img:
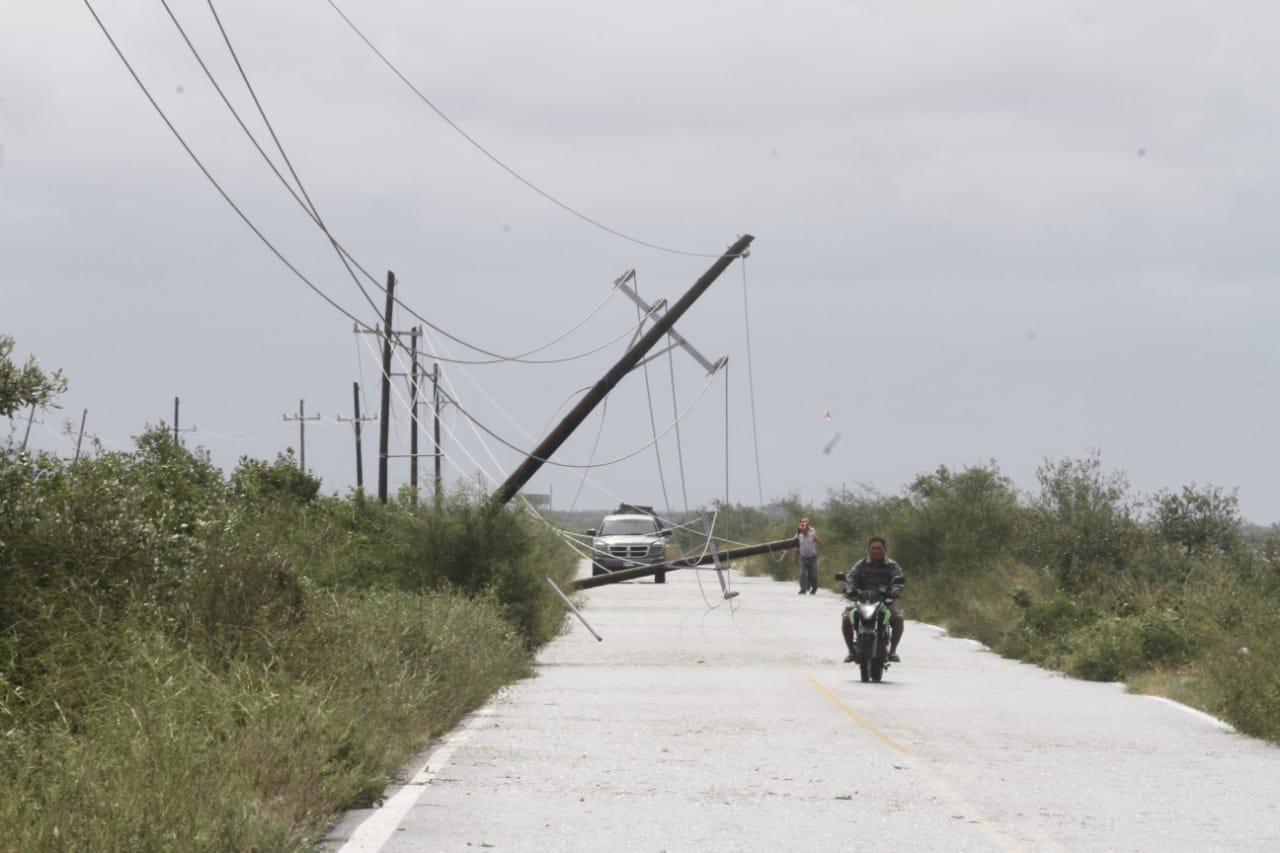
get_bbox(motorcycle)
[836,573,894,683]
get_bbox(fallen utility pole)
[491,234,753,508]
[569,536,798,590]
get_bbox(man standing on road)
[841,536,906,663]
[795,517,823,595]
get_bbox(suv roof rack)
[615,503,655,516]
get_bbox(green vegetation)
[1,338,576,851]
[731,455,1280,743]
[0,334,65,417]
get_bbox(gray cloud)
[4,0,1279,521]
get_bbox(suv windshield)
[599,518,658,536]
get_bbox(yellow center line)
[798,668,911,756]
[795,665,1025,852]
[745,623,1033,851]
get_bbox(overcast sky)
[3,1,1279,523]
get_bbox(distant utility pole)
[21,403,36,451]
[73,409,88,462]
[338,382,377,492]
[282,399,321,473]
[378,271,396,504]
[432,361,442,508]
[170,396,196,444]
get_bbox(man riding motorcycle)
[841,536,905,664]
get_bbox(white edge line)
[1144,695,1236,733]
[336,707,496,853]
[922,626,1233,733]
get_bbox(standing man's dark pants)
[798,555,819,594]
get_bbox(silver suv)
[587,506,672,581]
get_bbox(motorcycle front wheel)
[858,633,874,683]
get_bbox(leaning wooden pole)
[492,234,754,508]
[569,536,798,590]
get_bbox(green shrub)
[230,452,321,505]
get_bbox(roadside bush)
[890,463,1021,576]
[1150,483,1241,556]
[230,452,321,505]
[1025,452,1142,592]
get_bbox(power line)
[375,284,746,551]
[413,320,734,542]
[433,365,723,470]
[163,0,645,369]
[83,0,371,330]
[137,0,658,373]
[199,0,383,319]
[740,255,765,506]
[566,397,609,515]
[385,326,724,547]
[633,274,673,521]
[666,333,691,517]
[324,0,747,260]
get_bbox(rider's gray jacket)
[843,558,905,599]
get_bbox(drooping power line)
[324,0,747,261]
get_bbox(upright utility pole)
[338,382,377,491]
[378,271,396,503]
[409,326,420,504]
[432,362,442,508]
[491,234,753,507]
[170,397,196,445]
[283,399,321,473]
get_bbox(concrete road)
[324,564,1280,852]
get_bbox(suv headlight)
[650,541,666,553]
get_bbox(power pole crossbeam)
[617,274,719,375]
[492,234,753,507]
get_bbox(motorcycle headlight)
[857,603,878,620]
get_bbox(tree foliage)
[0,335,66,418]
[1027,451,1140,590]
[1150,483,1241,555]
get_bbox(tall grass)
[0,433,576,850]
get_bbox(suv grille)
[609,545,650,558]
